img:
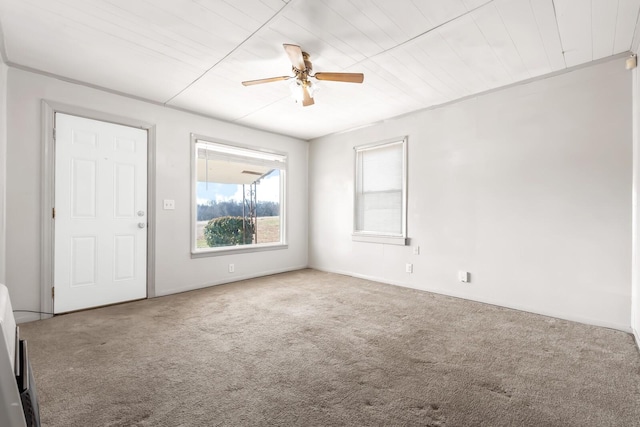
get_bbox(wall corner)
[632,66,640,337]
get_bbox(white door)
[54,113,147,313]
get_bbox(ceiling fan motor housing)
[302,52,312,73]
[292,52,312,82]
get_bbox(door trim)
[40,100,157,319]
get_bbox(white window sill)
[191,243,288,258]
[352,234,407,246]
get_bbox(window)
[192,135,286,255]
[353,137,407,245]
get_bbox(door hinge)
[52,207,55,219]
[52,287,55,299]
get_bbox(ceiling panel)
[496,0,554,77]
[554,0,592,67]
[365,1,431,43]
[403,43,469,101]
[193,0,282,31]
[168,66,291,123]
[361,53,446,106]
[614,0,640,53]
[463,0,495,9]
[1,0,639,139]
[469,3,531,82]
[38,0,214,69]
[321,2,399,52]
[632,4,640,51]
[235,81,423,139]
[411,0,469,27]
[592,0,619,60]
[274,1,371,65]
[529,0,566,71]
[437,14,512,89]
[1,2,202,101]
[418,30,487,95]
[264,16,364,70]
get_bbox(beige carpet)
[20,269,640,426]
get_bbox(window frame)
[190,133,288,257]
[352,136,408,246]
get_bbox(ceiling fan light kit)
[242,44,364,107]
[289,79,318,104]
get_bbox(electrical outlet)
[163,199,175,210]
[413,246,420,255]
[228,264,235,273]
[458,271,470,283]
[406,263,413,273]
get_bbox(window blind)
[355,140,404,236]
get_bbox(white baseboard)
[14,312,42,324]
[311,266,632,333]
[155,265,310,297]
[13,266,309,323]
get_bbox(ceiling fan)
[241,44,364,107]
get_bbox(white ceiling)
[1,0,639,140]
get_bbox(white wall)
[309,57,633,331]
[633,65,640,343]
[6,68,308,322]
[0,59,7,285]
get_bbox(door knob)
[138,222,146,229]
[137,210,145,217]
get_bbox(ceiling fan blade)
[314,72,364,83]
[283,44,306,70]
[302,85,314,107]
[242,76,291,86]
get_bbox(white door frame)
[40,100,157,318]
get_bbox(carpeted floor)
[20,269,640,426]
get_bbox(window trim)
[190,133,288,257]
[352,136,408,246]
